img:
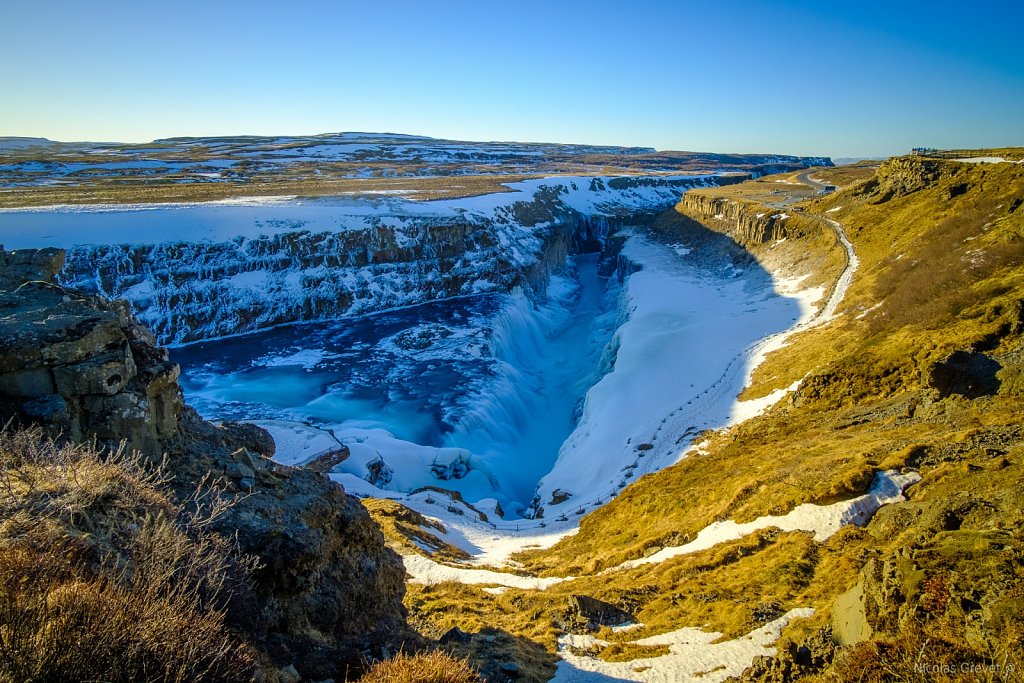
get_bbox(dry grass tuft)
[596,642,671,663]
[358,650,481,683]
[0,427,257,682]
[363,498,473,563]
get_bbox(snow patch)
[953,156,1018,164]
[402,553,569,589]
[552,608,815,682]
[616,470,919,571]
[260,420,344,466]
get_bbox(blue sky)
[1,0,1021,157]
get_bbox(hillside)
[392,154,1024,681]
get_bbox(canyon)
[0,164,817,520]
[3,134,1021,682]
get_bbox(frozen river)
[172,254,616,516]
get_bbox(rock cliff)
[854,155,947,202]
[678,192,793,244]
[0,247,182,456]
[57,175,745,344]
[0,247,410,680]
[672,184,849,301]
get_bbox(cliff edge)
[0,246,409,681]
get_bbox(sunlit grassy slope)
[399,153,1024,680]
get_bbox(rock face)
[0,247,182,457]
[57,176,741,344]
[171,411,409,680]
[62,219,507,345]
[0,247,410,680]
[567,595,633,630]
[857,156,946,201]
[679,193,792,244]
[927,350,1002,398]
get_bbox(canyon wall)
[678,192,794,244]
[58,175,747,345]
[672,187,848,299]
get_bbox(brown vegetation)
[357,650,481,683]
[0,428,257,682]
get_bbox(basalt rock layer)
[57,175,750,345]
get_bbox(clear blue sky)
[1,0,1021,157]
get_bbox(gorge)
[4,138,1023,682]
[0,169,815,523]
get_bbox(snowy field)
[0,174,706,250]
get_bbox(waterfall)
[442,255,614,515]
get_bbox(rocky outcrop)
[832,458,1024,656]
[171,410,409,680]
[679,193,792,244]
[855,156,948,202]
[735,627,836,682]
[567,595,634,630]
[0,247,410,680]
[927,350,1002,398]
[0,247,182,457]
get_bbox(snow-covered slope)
[529,235,810,515]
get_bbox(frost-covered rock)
[47,175,731,344]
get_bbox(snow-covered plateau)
[1,172,826,527]
[0,132,833,187]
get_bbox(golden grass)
[0,428,257,682]
[595,643,670,662]
[363,498,473,563]
[358,650,481,683]
[408,530,852,643]
[683,171,817,206]
[810,162,881,188]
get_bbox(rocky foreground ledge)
[0,246,410,681]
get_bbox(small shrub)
[920,575,951,617]
[0,427,256,682]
